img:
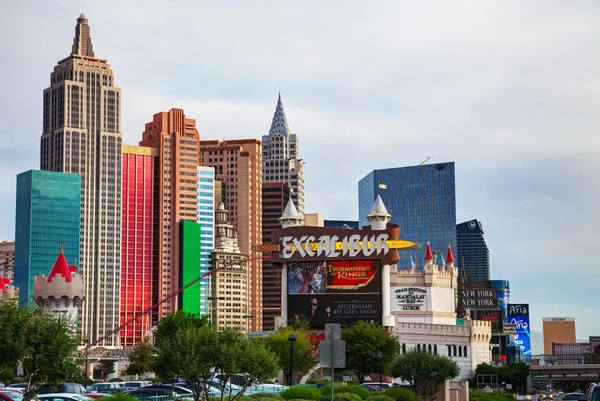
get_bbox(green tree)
[263,326,315,385]
[218,335,279,400]
[474,363,530,392]
[0,298,29,377]
[592,344,600,363]
[153,325,218,401]
[21,311,83,401]
[123,337,154,377]
[153,310,209,345]
[153,326,279,401]
[97,360,116,378]
[388,348,460,401]
[342,321,400,383]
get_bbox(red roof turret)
[0,277,10,294]
[446,245,455,263]
[47,251,77,283]
[424,242,434,260]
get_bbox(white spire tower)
[366,195,394,328]
[279,199,304,229]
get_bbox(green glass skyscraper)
[179,220,202,315]
[14,170,81,307]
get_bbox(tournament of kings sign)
[391,287,427,311]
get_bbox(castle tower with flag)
[33,243,85,324]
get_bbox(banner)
[507,303,531,363]
[287,260,381,329]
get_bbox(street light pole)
[85,338,90,384]
[288,334,297,385]
[377,351,383,388]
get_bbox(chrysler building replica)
[262,94,305,215]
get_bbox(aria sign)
[268,225,411,265]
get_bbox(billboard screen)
[473,310,503,333]
[287,260,381,329]
[507,303,532,363]
[494,288,510,323]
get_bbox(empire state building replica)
[40,14,122,347]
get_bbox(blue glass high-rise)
[197,166,215,317]
[358,162,456,268]
[456,219,490,283]
[14,170,81,307]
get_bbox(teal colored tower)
[14,170,81,307]
[179,220,202,315]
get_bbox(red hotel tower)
[120,145,158,345]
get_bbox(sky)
[1,1,599,343]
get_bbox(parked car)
[5,385,27,392]
[585,383,600,401]
[85,383,123,394]
[120,382,151,391]
[360,383,391,392]
[0,391,26,401]
[37,384,86,395]
[37,393,94,401]
[244,383,288,395]
[129,386,196,401]
[564,393,585,401]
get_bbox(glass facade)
[324,220,360,229]
[120,151,155,346]
[456,219,490,283]
[197,167,214,317]
[14,170,81,307]
[358,162,456,268]
[179,220,202,315]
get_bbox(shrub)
[10,377,25,384]
[382,387,419,401]
[281,386,322,401]
[469,392,515,401]
[331,393,364,401]
[368,395,394,401]
[98,394,139,401]
[320,385,370,400]
[248,394,285,400]
[109,378,124,382]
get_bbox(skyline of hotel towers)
[199,139,263,332]
[139,108,201,320]
[39,14,123,346]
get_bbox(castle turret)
[34,244,85,324]
[446,245,455,270]
[366,195,391,230]
[0,276,18,302]
[279,199,304,228]
[366,195,394,327]
[424,242,434,265]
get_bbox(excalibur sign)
[253,225,419,265]
[253,236,418,256]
